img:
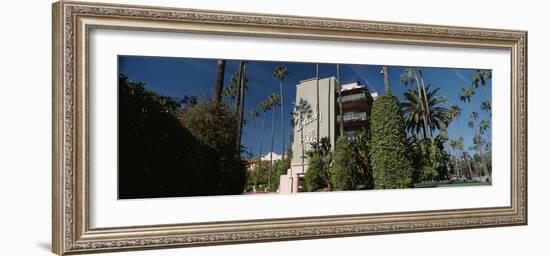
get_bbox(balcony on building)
[336,81,377,137]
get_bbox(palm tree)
[228,72,249,109]
[213,60,226,103]
[479,120,490,134]
[221,72,248,111]
[470,111,479,121]
[481,101,492,116]
[449,139,462,178]
[416,70,433,132]
[248,109,259,164]
[257,99,272,187]
[293,99,313,175]
[456,137,474,179]
[478,119,491,177]
[268,94,281,189]
[273,65,289,159]
[448,104,473,179]
[469,111,490,180]
[438,124,454,175]
[382,66,391,94]
[235,61,248,152]
[459,87,476,115]
[231,72,249,87]
[471,69,492,101]
[315,64,320,145]
[401,68,431,138]
[222,85,237,108]
[450,105,462,120]
[447,104,466,177]
[458,87,477,173]
[448,105,462,176]
[401,86,451,139]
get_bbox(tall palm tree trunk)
[419,76,433,132]
[257,114,267,187]
[316,64,320,145]
[269,107,276,189]
[279,81,285,159]
[248,118,255,164]
[477,146,490,180]
[481,144,492,178]
[452,147,461,178]
[451,114,469,179]
[413,73,431,139]
[235,62,247,154]
[478,146,489,178]
[467,102,490,180]
[337,64,344,136]
[464,152,474,179]
[213,60,225,103]
[455,151,462,178]
[382,66,391,95]
[446,126,460,178]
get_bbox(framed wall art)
[52,1,527,255]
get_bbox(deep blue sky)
[119,56,492,156]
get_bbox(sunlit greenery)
[119,58,492,197]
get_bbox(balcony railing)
[339,93,368,103]
[337,112,369,122]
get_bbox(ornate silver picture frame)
[52,1,527,255]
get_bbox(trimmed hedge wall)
[369,94,413,189]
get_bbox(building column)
[292,174,299,193]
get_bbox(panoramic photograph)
[117,56,492,199]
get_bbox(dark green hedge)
[369,94,413,189]
[118,74,246,199]
[331,137,357,190]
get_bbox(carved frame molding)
[52,1,527,255]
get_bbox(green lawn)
[414,181,491,188]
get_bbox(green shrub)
[350,132,374,189]
[304,137,333,191]
[408,136,453,182]
[246,160,270,192]
[331,136,372,191]
[405,136,422,183]
[369,94,413,189]
[428,136,452,180]
[331,137,356,190]
[304,155,328,192]
[419,166,439,181]
[180,100,247,194]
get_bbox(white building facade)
[279,77,339,194]
[278,78,376,194]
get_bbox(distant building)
[246,152,283,171]
[261,152,283,162]
[278,78,376,194]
